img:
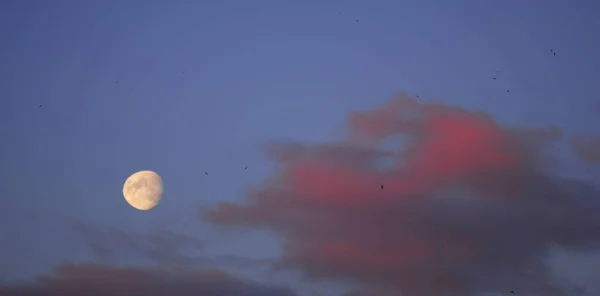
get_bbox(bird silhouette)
[205,172,208,176]
[510,291,515,294]
[37,104,43,108]
[244,166,248,170]
[380,184,384,190]
[506,89,510,93]
[492,77,496,80]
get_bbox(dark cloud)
[71,221,206,266]
[70,221,268,270]
[204,94,600,296]
[572,135,600,164]
[571,107,600,164]
[0,263,297,296]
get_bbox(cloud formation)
[571,107,600,164]
[0,264,297,296]
[204,94,600,296]
[71,221,206,266]
[71,221,269,269]
[572,135,600,164]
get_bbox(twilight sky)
[1,0,600,295]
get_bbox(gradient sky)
[1,0,600,295]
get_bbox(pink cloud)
[205,95,600,295]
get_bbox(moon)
[122,170,163,211]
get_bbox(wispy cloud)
[0,263,297,296]
[70,220,270,270]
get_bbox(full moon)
[122,170,163,211]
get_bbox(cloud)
[0,263,297,296]
[545,247,600,296]
[572,135,600,164]
[204,94,600,296]
[71,221,268,269]
[71,221,206,266]
[571,107,600,164]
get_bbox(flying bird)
[37,104,43,108]
[205,172,208,176]
[506,89,510,93]
[244,166,248,170]
[510,291,515,294]
[492,77,496,80]
[380,184,384,190]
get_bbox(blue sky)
[1,0,600,295]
